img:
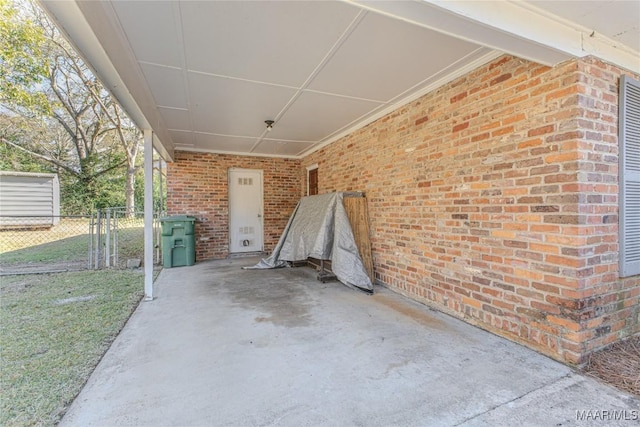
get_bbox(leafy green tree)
[134,158,167,215]
[0,0,142,215]
[0,0,49,112]
[0,114,51,172]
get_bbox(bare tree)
[1,0,141,215]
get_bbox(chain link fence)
[0,210,160,275]
[0,216,92,274]
[89,209,161,270]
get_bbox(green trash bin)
[160,215,196,268]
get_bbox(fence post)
[114,212,119,267]
[105,209,111,268]
[95,210,102,269]
[88,215,94,270]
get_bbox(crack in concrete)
[453,373,574,426]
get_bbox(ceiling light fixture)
[265,120,274,132]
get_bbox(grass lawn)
[0,219,91,254]
[0,217,146,270]
[0,234,91,266]
[0,270,144,426]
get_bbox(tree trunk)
[125,166,136,218]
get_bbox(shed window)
[619,75,640,277]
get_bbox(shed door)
[229,169,263,253]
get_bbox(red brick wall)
[300,55,640,364]
[166,152,300,259]
[571,57,640,358]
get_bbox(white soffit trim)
[427,0,639,73]
[38,1,174,161]
[175,147,299,160]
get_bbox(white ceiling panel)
[158,107,190,131]
[168,130,195,147]
[193,134,257,153]
[252,140,316,157]
[112,1,183,67]
[43,0,637,160]
[308,11,480,102]
[179,1,361,87]
[139,64,188,109]
[187,72,297,137]
[270,91,383,141]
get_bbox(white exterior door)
[229,169,263,253]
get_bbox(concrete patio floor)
[61,257,639,426]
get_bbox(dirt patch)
[582,335,640,397]
[53,295,97,305]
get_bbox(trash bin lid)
[160,215,196,222]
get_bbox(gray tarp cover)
[245,192,373,292]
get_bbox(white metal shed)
[0,171,61,227]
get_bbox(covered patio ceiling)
[41,0,639,162]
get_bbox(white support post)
[144,129,154,301]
